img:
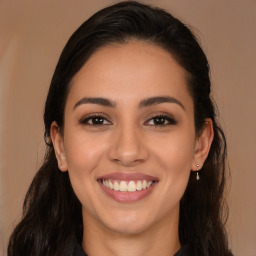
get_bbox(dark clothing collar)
[74,242,192,256]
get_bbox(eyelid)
[78,112,177,127]
[144,113,177,126]
[79,113,112,125]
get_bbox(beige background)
[0,0,255,255]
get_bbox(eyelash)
[80,114,112,126]
[79,114,177,127]
[144,115,177,126]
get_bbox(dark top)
[74,242,192,256]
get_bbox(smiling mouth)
[97,173,159,202]
[100,179,155,192]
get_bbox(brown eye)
[80,115,111,125]
[145,115,177,126]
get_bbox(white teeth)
[109,180,114,189]
[147,181,153,188]
[113,181,119,191]
[142,180,147,189]
[120,181,128,191]
[128,181,136,192]
[102,179,154,192]
[136,181,143,191]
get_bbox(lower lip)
[98,181,157,203]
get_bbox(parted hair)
[8,1,232,255]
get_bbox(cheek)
[149,130,195,198]
[151,130,195,172]
[63,132,107,201]
[64,131,106,172]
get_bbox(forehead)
[67,41,192,108]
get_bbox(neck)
[81,211,181,256]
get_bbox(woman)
[8,1,232,255]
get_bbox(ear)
[50,121,68,172]
[192,118,214,171]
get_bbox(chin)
[106,221,150,235]
[100,210,155,235]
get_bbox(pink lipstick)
[98,172,158,202]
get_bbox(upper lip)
[97,172,159,181]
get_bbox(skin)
[51,41,213,256]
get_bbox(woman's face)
[52,41,212,235]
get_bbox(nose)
[107,125,149,167]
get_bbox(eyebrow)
[73,96,185,110]
[139,96,185,110]
[73,97,116,110]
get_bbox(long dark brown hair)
[8,1,232,255]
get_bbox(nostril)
[112,158,145,167]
